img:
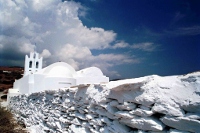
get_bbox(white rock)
[8,72,200,133]
[152,102,184,117]
[185,113,200,119]
[85,114,94,120]
[120,117,165,131]
[69,125,90,133]
[130,108,154,117]
[71,118,82,125]
[181,102,200,114]
[116,102,137,111]
[55,121,61,129]
[89,118,102,126]
[110,120,131,133]
[161,115,200,132]
[68,106,75,111]
[59,117,70,124]
[115,111,135,119]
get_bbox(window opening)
[36,62,39,68]
[29,61,32,68]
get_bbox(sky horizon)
[0,0,200,79]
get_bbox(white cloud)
[40,49,51,59]
[112,41,158,52]
[55,44,139,72]
[131,42,157,52]
[0,0,138,77]
[66,27,116,49]
[112,41,129,49]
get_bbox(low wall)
[9,74,200,133]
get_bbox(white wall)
[15,75,29,94]
[32,74,45,93]
[9,81,200,133]
[44,77,76,91]
[76,76,109,85]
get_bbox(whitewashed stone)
[55,121,61,129]
[182,102,200,114]
[152,103,184,117]
[90,128,99,133]
[108,89,142,104]
[110,120,131,133]
[120,117,165,131]
[68,106,75,111]
[71,118,82,126]
[8,72,200,133]
[161,116,200,132]
[89,118,103,126]
[59,117,71,124]
[85,114,94,120]
[115,111,135,119]
[185,113,200,119]
[69,125,90,133]
[116,102,137,111]
[130,108,154,117]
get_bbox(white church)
[8,52,109,101]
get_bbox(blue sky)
[0,0,200,79]
[75,0,200,78]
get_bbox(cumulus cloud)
[40,49,51,59]
[0,0,138,77]
[55,44,139,72]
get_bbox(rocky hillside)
[0,67,23,92]
[8,72,200,133]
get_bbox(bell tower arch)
[24,52,43,76]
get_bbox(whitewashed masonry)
[8,52,109,101]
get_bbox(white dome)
[77,67,104,77]
[43,62,76,77]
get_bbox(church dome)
[77,67,104,77]
[43,62,76,77]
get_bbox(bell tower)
[24,52,43,76]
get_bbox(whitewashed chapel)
[8,52,109,100]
